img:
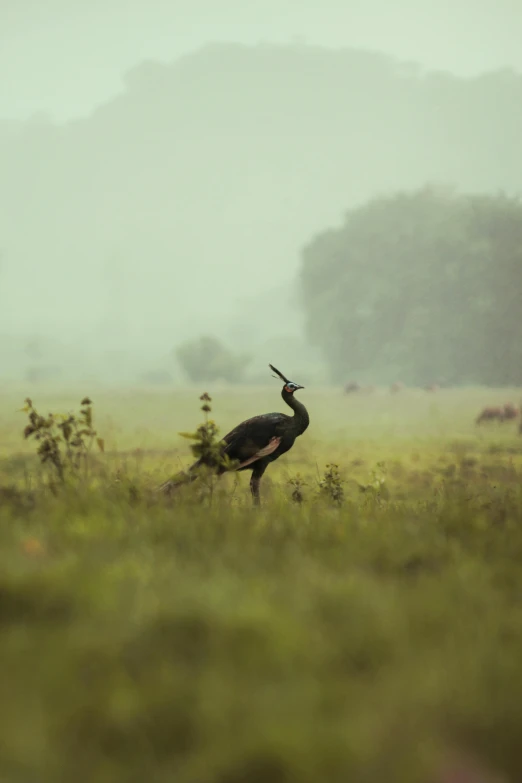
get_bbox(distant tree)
[175,336,250,384]
[300,187,522,386]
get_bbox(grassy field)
[1,383,522,783]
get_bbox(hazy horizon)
[1,3,522,387]
[2,0,522,120]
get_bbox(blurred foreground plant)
[358,461,390,504]
[165,393,238,503]
[318,463,345,505]
[287,473,308,504]
[21,396,104,484]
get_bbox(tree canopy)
[300,187,522,386]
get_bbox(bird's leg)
[250,464,266,507]
[250,474,261,506]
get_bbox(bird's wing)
[236,436,282,469]
[221,413,288,464]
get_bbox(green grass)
[1,384,522,783]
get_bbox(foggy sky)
[1,1,521,384]
[3,0,522,120]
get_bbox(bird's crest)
[269,364,288,383]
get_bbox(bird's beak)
[296,384,305,390]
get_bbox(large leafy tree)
[300,187,522,385]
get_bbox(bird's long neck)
[281,389,310,435]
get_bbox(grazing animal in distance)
[390,381,405,394]
[502,402,519,421]
[475,403,520,425]
[424,383,440,392]
[475,406,506,424]
[343,382,374,394]
[159,364,309,506]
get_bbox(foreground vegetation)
[1,384,522,783]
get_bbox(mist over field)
[1,0,522,386]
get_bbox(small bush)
[175,336,251,384]
[21,396,104,483]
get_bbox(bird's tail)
[157,460,201,495]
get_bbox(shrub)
[175,336,250,384]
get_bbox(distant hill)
[1,43,521,355]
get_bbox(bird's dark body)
[220,412,302,471]
[159,365,309,505]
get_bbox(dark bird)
[159,364,309,505]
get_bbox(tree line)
[299,187,522,386]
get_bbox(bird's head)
[269,364,305,394]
